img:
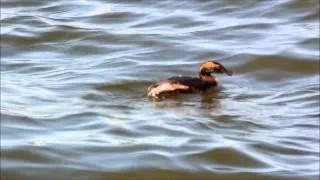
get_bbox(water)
[1,0,319,179]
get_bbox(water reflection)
[147,92,224,118]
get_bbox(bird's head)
[199,61,233,77]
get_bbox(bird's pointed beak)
[225,69,233,76]
[220,65,233,76]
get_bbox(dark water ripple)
[1,0,320,179]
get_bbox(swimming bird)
[147,60,233,98]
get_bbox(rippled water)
[1,0,320,179]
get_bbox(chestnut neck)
[200,75,214,81]
[199,74,215,82]
[199,68,217,82]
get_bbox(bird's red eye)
[213,69,220,73]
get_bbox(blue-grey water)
[1,0,319,179]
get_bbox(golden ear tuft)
[200,61,219,70]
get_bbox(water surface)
[1,0,320,179]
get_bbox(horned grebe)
[147,60,233,98]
